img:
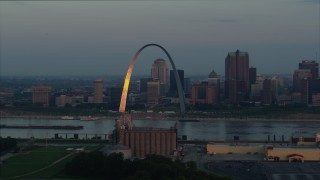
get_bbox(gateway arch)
[119,43,186,114]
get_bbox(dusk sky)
[0,0,319,77]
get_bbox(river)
[0,118,319,141]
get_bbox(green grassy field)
[23,146,101,179]
[22,153,76,179]
[0,145,96,179]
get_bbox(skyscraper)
[262,79,273,105]
[139,77,152,93]
[249,67,257,85]
[294,60,316,104]
[208,69,220,102]
[94,79,103,103]
[225,50,249,103]
[151,59,169,85]
[184,77,191,95]
[299,60,319,80]
[293,70,312,92]
[108,86,122,107]
[169,69,184,97]
[300,78,309,105]
[250,75,265,101]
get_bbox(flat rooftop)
[131,127,176,131]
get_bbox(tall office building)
[270,76,283,99]
[293,70,312,92]
[300,78,309,105]
[262,79,273,105]
[299,60,319,80]
[151,59,169,85]
[250,75,265,101]
[310,79,320,97]
[169,69,184,97]
[184,77,191,95]
[298,60,319,104]
[94,80,103,103]
[32,85,51,106]
[249,67,257,85]
[225,50,249,103]
[208,69,220,102]
[107,86,123,107]
[140,77,152,93]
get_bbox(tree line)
[65,151,229,180]
[0,137,18,155]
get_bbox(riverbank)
[1,117,319,141]
[2,105,320,121]
[1,113,320,121]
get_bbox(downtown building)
[151,59,169,95]
[147,80,161,106]
[249,67,257,95]
[145,59,170,106]
[250,75,265,101]
[55,95,84,107]
[262,79,273,105]
[32,85,51,106]
[106,86,123,108]
[299,60,319,80]
[191,81,217,105]
[298,60,320,105]
[290,72,309,105]
[184,77,191,96]
[169,69,184,97]
[249,67,257,85]
[225,50,249,104]
[292,65,313,105]
[94,79,104,103]
[151,58,169,85]
[139,77,153,93]
[131,77,153,105]
[207,69,220,103]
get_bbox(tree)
[65,152,229,180]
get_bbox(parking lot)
[207,161,320,180]
[181,144,320,180]
[271,173,320,180]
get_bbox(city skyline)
[0,1,319,76]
